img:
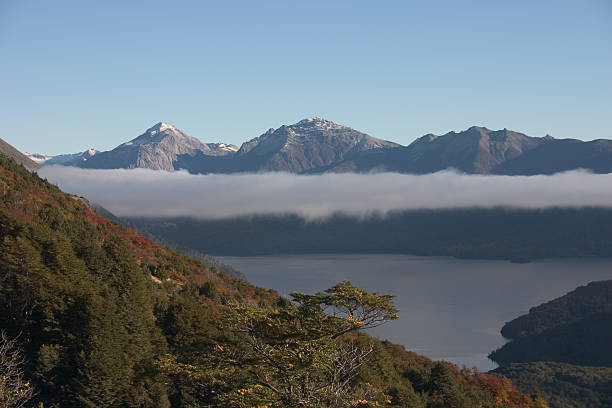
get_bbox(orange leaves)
[468,368,539,408]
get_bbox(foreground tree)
[159,281,399,407]
[0,332,35,408]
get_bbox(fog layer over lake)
[219,254,612,371]
[39,167,612,219]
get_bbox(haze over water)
[219,254,612,371]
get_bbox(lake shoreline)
[219,254,612,371]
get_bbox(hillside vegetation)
[491,280,612,408]
[127,208,612,260]
[0,152,546,407]
[492,313,612,367]
[494,362,612,408]
[500,280,612,339]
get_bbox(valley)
[0,150,549,407]
[217,254,612,372]
[3,2,610,406]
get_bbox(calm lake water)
[219,254,612,371]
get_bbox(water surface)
[219,254,612,371]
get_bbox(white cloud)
[38,166,612,219]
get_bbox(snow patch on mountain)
[25,152,53,164]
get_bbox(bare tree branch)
[0,331,36,408]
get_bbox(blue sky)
[1,0,611,154]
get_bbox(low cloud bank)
[38,166,612,219]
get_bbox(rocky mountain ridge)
[36,148,99,166]
[317,125,612,175]
[27,119,612,175]
[79,122,238,171]
[222,117,401,173]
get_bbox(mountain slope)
[0,150,266,406]
[78,122,237,171]
[0,139,276,407]
[235,117,400,172]
[177,117,401,174]
[41,148,99,166]
[326,127,612,175]
[0,137,40,170]
[325,127,548,174]
[493,138,612,175]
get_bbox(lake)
[219,254,612,371]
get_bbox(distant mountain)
[41,118,399,173]
[76,122,238,171]
[39,121,612,174]
[25,152,53,164]
[324,126,612,175]
[177,117,400,173]
[230,117,400,173]
[492,138,612,175]
[0,137,40,170]
[34,148,99,166]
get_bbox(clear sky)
[1,0,611,155]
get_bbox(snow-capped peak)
[158,122,175,132]
[299,117,326,124]
[217,143,239,152]
[146,122,178,135]
[126,122,183,145]
[294,117,345,130]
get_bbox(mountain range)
[327,126,612,175]
[27,118,612,175]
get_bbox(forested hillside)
[491,313,612,367]
[0,152,546,407]
[500,280,612,339]
[127,208,612,260]
[492,280,612,368]
[491,281,612,408]
[494,363,612,408]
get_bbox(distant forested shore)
[126,207,612,260]
[491,280,612,408]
